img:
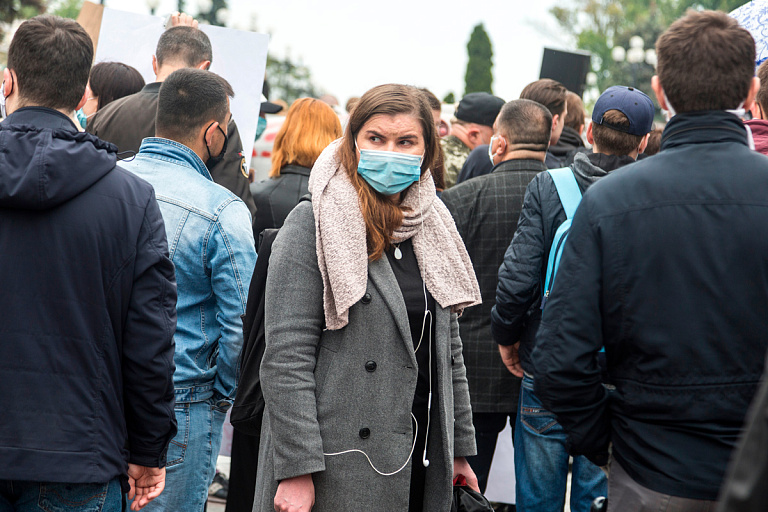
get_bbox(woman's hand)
[453,457,480,493]
[274,474,315,512]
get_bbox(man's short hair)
[155,26,213,68]
[756,60,768,114]
[592,110,645,155]
[564,91,585,131]
[496,99,552,151]
[156,69,234,143]
[519,79,568,117]
[656,10,755,113]
[7,15,93,111]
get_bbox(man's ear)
[743,76,761,113]
[197,60,211,71]
[3,68,14,97]
[204,121,219,146]
[586,122,594,145]
[637,133,650,154]
[651,76,668,111]
[75,90,88,111]
[152,55,159,78]
[551,114,560,132]
[578,123,585,137]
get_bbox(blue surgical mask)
[254,116,267,141]
[488,136,498,166]
[75,108,88,129]
[356,144,424,196]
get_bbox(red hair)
[270,98,342,178]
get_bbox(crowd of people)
[2,6,768,512]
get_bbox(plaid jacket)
[441,159,546,412]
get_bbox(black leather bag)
[450,477,495,512]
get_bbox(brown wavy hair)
[337,84,440,260]
[270,98,342,177]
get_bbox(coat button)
[365,361,377,372]
[451,356,455,366]
[361,293,372,304]
[359,427,371,439]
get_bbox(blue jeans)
[0,478,122,511]
[139,399,226,512]
[515,374,606,512]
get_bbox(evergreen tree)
[443,92,456,104]
[464,23,493,95]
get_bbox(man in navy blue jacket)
[0,16,177,511]
[532,10,768,511]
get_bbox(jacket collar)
[491,158,548,174]
[137,137,213,181]
[3,106,78,132]
[661,110,749,151]
[140,82,163,95]
[280,164,311,176]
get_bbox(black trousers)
[225,429,260,512]
[465,412,516,494]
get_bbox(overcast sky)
[103,0,570,104]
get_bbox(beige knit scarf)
[308,140,481,330]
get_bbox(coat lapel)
[368,256,418,368]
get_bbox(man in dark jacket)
[531,11,768,511]
[442,99,552,493]
[491,85,653,512]
[87,23,257,220]
[0,15,177,510]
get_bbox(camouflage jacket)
[441,135,471,189]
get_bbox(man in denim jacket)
[122,68,256,510]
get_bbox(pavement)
[207,500,226,512]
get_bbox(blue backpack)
[541,167,582,309]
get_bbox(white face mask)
[487,135,498,166]
[0,81,7,119]
[662,91,676,121]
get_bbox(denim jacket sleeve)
[122,188,179,467]
[208,198,256,402]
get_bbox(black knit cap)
[455,92,505,127]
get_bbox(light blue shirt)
[122,137,256,405]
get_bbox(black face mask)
[205,122,229,167]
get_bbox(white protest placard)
[93,7,269,169]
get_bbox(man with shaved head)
[441,98,552,495]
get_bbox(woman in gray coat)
[253,84,482,512]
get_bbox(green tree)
[198,0,227,26]
[552,0,748,108]
[266,54,318,105]
[443,92,456,104]
[47,0,83,19]
[464,23,493,95]
[1,0,46,41]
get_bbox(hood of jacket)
[550,126,585,158]
[571,151,636,188]
[0,107,118,210]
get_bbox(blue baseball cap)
[592,86,654,136]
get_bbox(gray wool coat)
[252,201,477,512]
